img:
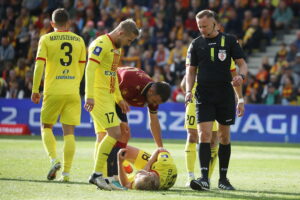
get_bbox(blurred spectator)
[172,80,185,102]
[141,50,155,76]
[0,77,7,97]
[82,20,96,45]
[63,0,76,18]
[225,9,243,38]
[279,66,300,87]
[152,65,165,82]
[243,17,263,55]
[259,8,274,45]
[171,16,184,40]
[218,0,233,27]
[242,10,253,32]
[245,74,264,104]
[0,36,15,63]
[184,11,198,38]
[279,76,297,105]
[153,43,169,68]
[293,30,300,50]
[164,64,176,86]
[249,0,263,17]
[286,43,298,65]
[14,58,30,80]
[272,0,293,30]
[262,83,281,105]
[291,52,300,76]
[121,46,141,68]
[168,40,187,79]
[39,18,52,36]
[274,42,288,63]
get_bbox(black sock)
[218,143,231,180]
[199,143,211,179]
[107,146,121,176]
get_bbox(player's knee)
[218,133,230,144]
[199,131,211,143]
[187,131,198,143]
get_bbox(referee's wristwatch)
[239,74,246,80]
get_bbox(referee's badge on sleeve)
[93,46,102,56]
[218,50,226,61]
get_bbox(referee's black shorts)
[195,83,235,125]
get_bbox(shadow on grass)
[0,177,89,185]
[1,178,299,200]
[159,187,300,200]
[1,136,299,148]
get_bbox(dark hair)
[153,82,171,102]
[52,8,69,27]
[196,9,219,23]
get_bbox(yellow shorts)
[41,94,81,125]
[184,99,218,131]
[92,88,120,133]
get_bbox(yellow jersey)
[85,34,122,99]
[151,151,177,190]
[33,31,86,95]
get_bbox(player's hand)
[185,92,193,106]
[118,100,130,113]
[31,93,41,104]
[236,102,245,117]
[84,98,95,112]
[231,75,243,87]
[118,148,128,162]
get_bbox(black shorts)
[115,103,128,123]
[195,83,235,125]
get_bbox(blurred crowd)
[0,0,300,105]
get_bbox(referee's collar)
[141,82,154,97]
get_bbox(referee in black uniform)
[185,9,248,191]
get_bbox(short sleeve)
[229,35,245,60]
[186,41,198,66]
[36,36,47,61]
[88,40,107,64]
[230,58,236,71]
[79,39,86,63]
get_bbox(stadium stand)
[0,0,299,105]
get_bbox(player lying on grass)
[117,146,177,190]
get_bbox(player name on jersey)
[50,35,81,41]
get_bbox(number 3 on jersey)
[60,42,72,66]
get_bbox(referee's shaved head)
[52,8,69,27]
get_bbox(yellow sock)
[94,141,100,161]
[41,128,57,161]
[94,141,108,177]
[94,135,116,173]
[185,142,196,176]
[208,146,219,179]
[62,135,75,173]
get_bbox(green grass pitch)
[0,136,299,200]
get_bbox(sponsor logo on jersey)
[161,154,169,158]
[218,49,226,61]
[104,71,116,76]
[93,46,102,56]
[63,69,69,74]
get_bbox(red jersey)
[117,66,158,113]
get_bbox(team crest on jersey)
[93,46,102,56]
[218,50,226,61]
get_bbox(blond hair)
[134,174,160,190]
[117,18,140,36]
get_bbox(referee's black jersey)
[186,32,245,85]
